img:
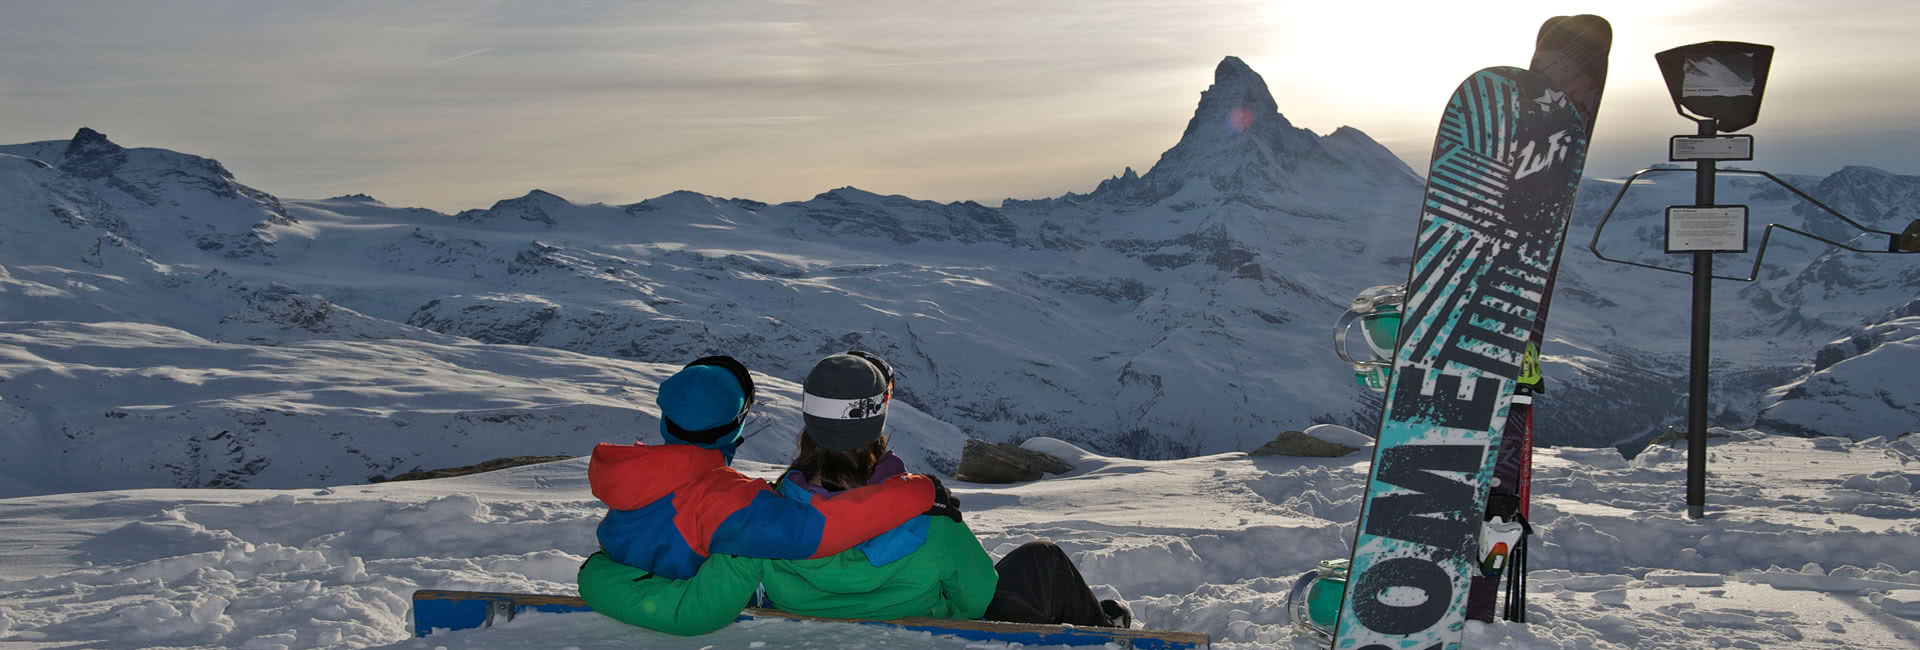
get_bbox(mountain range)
[2,56,1914,496]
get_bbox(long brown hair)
[786,429,889,492]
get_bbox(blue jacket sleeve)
[707,487,827,559]
[857,515,931,566]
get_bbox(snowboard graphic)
[1468,14,1611,625]
[1329,66,1590,650]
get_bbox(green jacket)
[577,551,761,636]
[577,517,998,635]
[759,516,998,621]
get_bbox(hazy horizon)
[3,0,1916,213]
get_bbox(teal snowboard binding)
[1332,284,1404,393]
[1286,286,1397,640]
[1285,558,1350,639]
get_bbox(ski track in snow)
[1,432,1917,649]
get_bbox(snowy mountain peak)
[815,186,885,202]
[58,127,128,178]
[1833,165,1900,179]
[1213,55,1252,77]
[1178,56,1287,145]
[454,189,573,225]
[0,130,297,263]
[1320,124,1422,183]
[64,126,120,154]
[1203,56,1279,119]
[628,189,763,216]
[1113,56,1417,203]
[1801,164,1920,233]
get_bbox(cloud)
[426,48,493,68]
[678,116,826,127]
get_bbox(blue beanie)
[657,364,747,450]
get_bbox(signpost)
[1591,41,1916,520]
[1657,41,1773,520]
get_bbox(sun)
[1247,1,1709,139]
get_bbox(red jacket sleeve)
[806,473,935,557]
[680,470,935,559]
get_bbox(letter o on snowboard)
[1351,557,1451,635]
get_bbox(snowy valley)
[2,57,1914,498]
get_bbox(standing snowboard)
[1468,13,1611,625]
[1329,66,1590,650]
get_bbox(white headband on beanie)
[801,391,888,420]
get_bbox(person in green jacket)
[579,352,1131,634]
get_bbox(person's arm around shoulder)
[700,469,934,560]
[924,516,999,620]
[577,551,764,636]
[807,473,938,555]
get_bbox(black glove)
[929,475,962,509]
[923,475,964,522]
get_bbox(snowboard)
[1328,66,1590,650]
[411,589,1209,649]
[1467,13,1611,625]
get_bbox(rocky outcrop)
[1249,430,1361,458]
[953,439,1074,483]
[370,455,573,483]
[58,127,128,179]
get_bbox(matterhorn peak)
[59,127,128,178]
[1175,57,1286,146]
[1199,56,1280,121]
[1214,55,1253,78]
[1079,56,1421,207]
[1122,56,1339,199]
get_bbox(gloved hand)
[923,474,963,522]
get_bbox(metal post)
[1687,118,1716,520]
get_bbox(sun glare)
[1251,1,1711,128]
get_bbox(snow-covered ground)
[2,429,1915,650]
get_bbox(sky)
[2,0,1916,213]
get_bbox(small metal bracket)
[487,599,515,627]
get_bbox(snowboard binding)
[1332,284,1405,392]
[1284,558,1349,640]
